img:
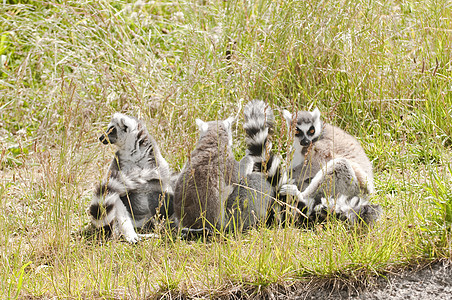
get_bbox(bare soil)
[268,260,452,300]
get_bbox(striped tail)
[243,100,286,188]
[88,168,159,225]
[316,195,382,226]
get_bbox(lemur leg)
[280,158,358,214]
[278,184,317,214]
[349,161,374,194]
[115,200,140,243]
[299,158,358,198]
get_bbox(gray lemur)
[173,117,237,233]
[226,100,279,231]
[279,108,382,225]
[88,113,174,243]
[174,101,278,235]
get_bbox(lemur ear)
[282,110,293,128]
[119,118,128,131]
[311,107,321,120]
[223,117,234,130]
[195,119,209,134]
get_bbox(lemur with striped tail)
[174,100,279,236]
[88,113,174,243]
[279,108,382,225]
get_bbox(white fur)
[196,119,209,135]
[282,110,293,128]
[291,142,304,168]
[267,154,281,178]
[223,117,234,147]
[311,108,320,120]
[114,113,138,131]
[311,109,322,140]
[114,200,140,243]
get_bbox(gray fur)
[225,172,274,232]
[174,118,238,231]
[175,101,279,235]
[89,113,173,243]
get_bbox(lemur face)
[283,108,322,147]
[99,113,139,147]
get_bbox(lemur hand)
[279,184,300,196]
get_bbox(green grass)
[0,0,451,298]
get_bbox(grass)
[0,0,451,298]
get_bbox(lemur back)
[174,101,279,236]
[88,113,173,243]
[174,118,237,232]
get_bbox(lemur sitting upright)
[88,113,174,243]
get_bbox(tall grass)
[0,0,451,297]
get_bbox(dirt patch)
[282,261,452,300]
[351,261,452,300]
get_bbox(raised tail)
[243,100,286,188]
[243,99,274,160]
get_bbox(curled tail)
[243,100,286,188]
[89,168,159,225]
[317,195,382,226]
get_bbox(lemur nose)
[99,134,109,144]
[300,139,311,147]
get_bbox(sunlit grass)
[0,0,451,298]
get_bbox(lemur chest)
[291,150,304,169]
[297,141,334,167]
[118,153,151,171]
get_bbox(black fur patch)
[253,155,282,187]
[244,126,262,139]
[89,203,114,220]
[136,129,146,146]
[247,141,266,157]
[99,126,117,144]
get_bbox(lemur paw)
[279,184,300,196]
[124,232,141,244]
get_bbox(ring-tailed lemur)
[88,113,174,243]
[174,117,238,234]
[174,101,279,236]
[279,108,382,225]
[225,100,278,231]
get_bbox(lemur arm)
[279,184,316,213]
[114,199,140,243]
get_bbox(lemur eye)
[295,128,302,136]
[307,126,315,135]
[106,126,115,134]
